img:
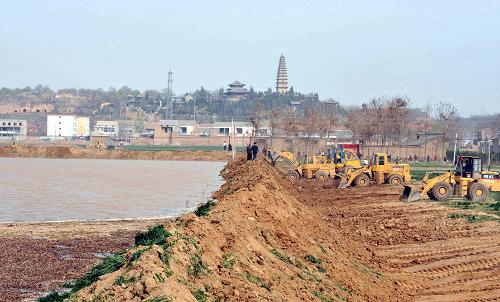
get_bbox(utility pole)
[231,117,235,159]
[166,70,173,119]
[452,132,458,164]
[488,139,491,170]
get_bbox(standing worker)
[223,141,227,151]
[251,142,259,160]
[246,144,252,160]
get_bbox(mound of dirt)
[0,145,229,161]
[69,158,413,302]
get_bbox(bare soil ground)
[0,145,230,161]
[297,180,500,301]
[2,158,499,301]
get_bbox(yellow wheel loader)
[276,151,339,181]
[338,153,411,189]
[401,156,500,202]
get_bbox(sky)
[1,0,499,117]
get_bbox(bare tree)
[435,102,460,158]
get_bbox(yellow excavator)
[401,156,500,202]
[339,153,411,188]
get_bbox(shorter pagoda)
[225,80,248,101]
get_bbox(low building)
[0,119,27,140]
[213,121,254,137]
[160,119,197,135]
[47,114,76,137]
[75,117,90,137]
[92,121,119,137]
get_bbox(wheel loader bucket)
[337,177,348,189]
[400,186,421,202]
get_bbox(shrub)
[222,253,238,269]
[135,225,171,246]
[194,200,216,217]
[187,254,207,278]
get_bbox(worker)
[251,142,259,160]
[223,141,227,151]
[246,144,252,160]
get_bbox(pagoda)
[225,80,248,101]
[276,54,288,94]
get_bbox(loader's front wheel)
[315,171,328,181]
[354,174,370,187]
[467,182,489,202]
[287,171,300,181]
[387,174,404,185]
[431,181,453,201]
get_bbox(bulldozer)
[401,156,500,202]
[276,151,339,181]
[339,152,411,188]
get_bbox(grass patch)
[114,274,136,286]
[72,253,126,291]
[158,248,173,277]
[145,296,172,302]
[305,255,326,273]
[271,248,293,265]
[129,248,147,264]
[222,252,238,269]
[334,281,352,296]
[135,225,171,246]
[352,260,383,278]
[37,292,70,302]
[447,212,499,223]
[194,200,216,217]
[187,254,208,278]
[192,289,207,302]
[312,290,334,302]
[245,273,271,291]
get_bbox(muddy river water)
[0,158,225,222]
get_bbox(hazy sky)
[1,0,499,116]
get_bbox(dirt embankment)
[67,158,415,302]
[0,145,230,161]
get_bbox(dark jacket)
[251,144,259,154]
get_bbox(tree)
[435,102,460,158]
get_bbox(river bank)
[0,145,230,161]
[0,219,165,302]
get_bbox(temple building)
[276,54,288,94]
[225,80,248,101]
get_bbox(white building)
[0,119,28,140]
[47,114,76,137]
[92,121,119,137]
[160,120,197,135]
[213,121,254,137]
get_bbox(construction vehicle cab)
[401,156,500,202]
[339,153,411,188]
